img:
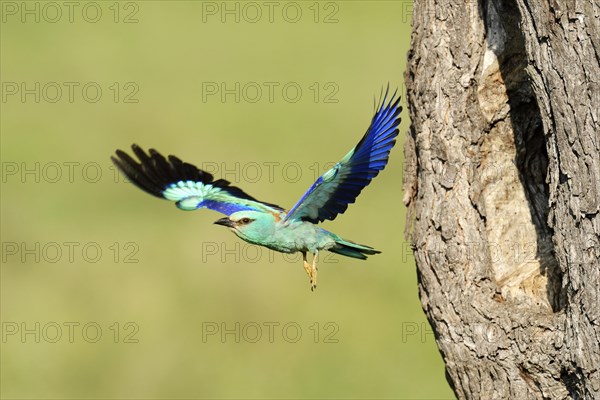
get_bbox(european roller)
[112,88,402,290]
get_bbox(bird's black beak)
[214,217,234,228]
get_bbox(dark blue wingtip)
[374,84,400,113]
[313,86,402,221]
[282,86,403,224]
[358,85,402,151]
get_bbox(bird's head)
[214,211,276,243]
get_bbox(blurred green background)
[1,1,453,399]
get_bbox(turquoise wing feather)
[111,145,283,216]
[284,88,402,223]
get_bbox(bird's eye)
[240,218,251,224]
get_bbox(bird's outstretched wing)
[284,87,402,223]
[111,145,284,216]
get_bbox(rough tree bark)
[403,0,599,398]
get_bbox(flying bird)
[111,88,402,290]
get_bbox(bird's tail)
[329,237,381,260]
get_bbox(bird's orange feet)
[310,251,318,291]
[302,252,317,291]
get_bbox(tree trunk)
[403,0,599,398]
